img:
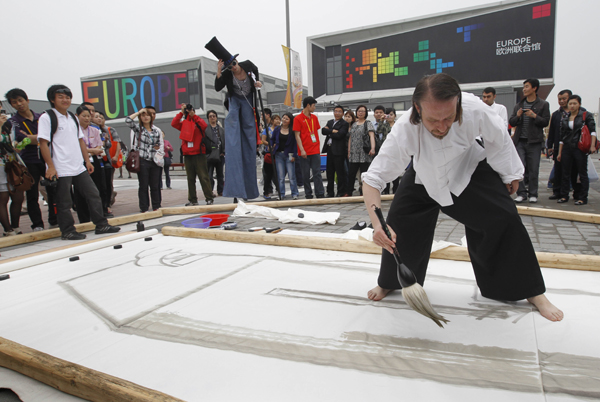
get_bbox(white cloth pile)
[232,200,340,225]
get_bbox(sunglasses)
[55,88,72,97]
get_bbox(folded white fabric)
[232,200,340,225]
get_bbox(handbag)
[153,132,165,168]
[5,158,34,193]
[362,122,372,154]
[578,112,592,153]
[125,130,141,173]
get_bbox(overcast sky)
[1,0,598,113]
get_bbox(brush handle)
[373,206,418,288]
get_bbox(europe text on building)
[82,72,190,119]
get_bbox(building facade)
[307,0,556,113]
[80,56,290,159]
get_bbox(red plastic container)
[201,213,230,227]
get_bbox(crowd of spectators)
[1,77,597,239]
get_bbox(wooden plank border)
[0,337,184,402]
[161,226,600,272]
[0,210,162,249]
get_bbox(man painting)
[362,73,562,322]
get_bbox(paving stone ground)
[7,156,600,257]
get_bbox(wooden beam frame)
[0,337,184,402]
[161,226,600,272]
[0,210,163,249]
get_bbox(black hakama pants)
[377,160,546,301]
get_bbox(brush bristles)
[402,283,449,328]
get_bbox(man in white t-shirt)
[38,85,120,240]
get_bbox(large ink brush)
[373,205,449,328]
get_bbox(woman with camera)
[127,108,164,212]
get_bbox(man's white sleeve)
[37,113,51,142]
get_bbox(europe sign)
[81,72,190,119]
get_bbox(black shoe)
[104,212,114,218]
[233,198,238,203]
[549,194,560,200]
[206,199,214,205]
[557,198,569,203]
[61,231,86,240]
[350,221,367,230]
[95,225,121,234]
[185,202,199,206]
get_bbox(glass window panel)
[327,78,335,94]
[327,62,333,77]
[334,61,342,77]
[334,78,342,94]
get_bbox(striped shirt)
[126,117,162,161]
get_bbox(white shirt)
[490,102,508,129]
[363,92,523,206]
[38,109,86,177]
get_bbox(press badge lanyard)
[305,115,317,143]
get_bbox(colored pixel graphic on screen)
[345,38,457,89]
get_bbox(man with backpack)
[38,84,120,240]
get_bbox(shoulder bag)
[5,152,34,193]
[125,129,141,173]
[577,112,599,154]
[362,122,372,154]
[577,112,591,153]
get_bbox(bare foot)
[527,294,564,322]
[367,286,393,301]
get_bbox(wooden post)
[517,206,600,224]
[0,211,162,249]
[159,195,395,215]
[0,337,184,402]
[161,226,600,272]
